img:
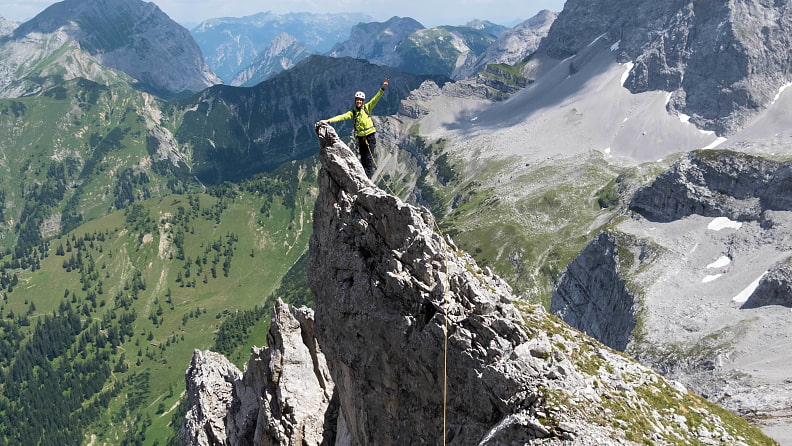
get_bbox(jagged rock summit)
[180,124,775,445]
[2,0,219,97]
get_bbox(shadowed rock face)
[551,232,638,351]
[5,0,220,97]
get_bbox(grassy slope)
[0,159,317,445]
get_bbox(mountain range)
[0,0,790,444]
[190,11,373,83]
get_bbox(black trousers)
[357,133,376,178]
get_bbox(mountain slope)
[3,0,219,98]
[192,11,371,83]
[0,78,195,255]
[456,10,557,80]
[0,162,318,445]
[181,122,777,446]
[357,2,792,443]
[552,150,792,442]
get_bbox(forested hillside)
[0,162,316,445]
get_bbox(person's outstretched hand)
[382,79,389,89]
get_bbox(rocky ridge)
[535,0,792,136]
[630,150,792,223]
[192,12,371,83]
[456,10,557,80]
[179,123,777,445]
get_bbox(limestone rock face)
[182,300,337,446]
[307,122,768,445]
[630,150,792,223]
[0,16,16,36]
[230,33,310,87]
[537,0,792,135]
[327,16,424,68]
[182,350,241,446]
[456,10,557,80]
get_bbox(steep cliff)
[456,10,557,80]
[550,232,648,352]
[536,0,792,136]
[554,150,792,442]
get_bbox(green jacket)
[327,88,385,137]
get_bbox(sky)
[1,0,566,28]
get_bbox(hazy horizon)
[1,0,566,29]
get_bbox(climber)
[321,78,389,178]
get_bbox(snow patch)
[678,113,691,124]
[700,137,727,151]
[610,40,620,51]
[772,82,792,105]
[731,272,768,303]
[708,217,742,231]
[707,256,731,269]
[703,274,723,283]
[588,32,608,47]
[604,147,611,154]
[620,62,634,86]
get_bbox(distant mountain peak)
[0,15,17,36]
[230,32,310,87]
[8,0,220,97]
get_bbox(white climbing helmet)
[354,91,365,100]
